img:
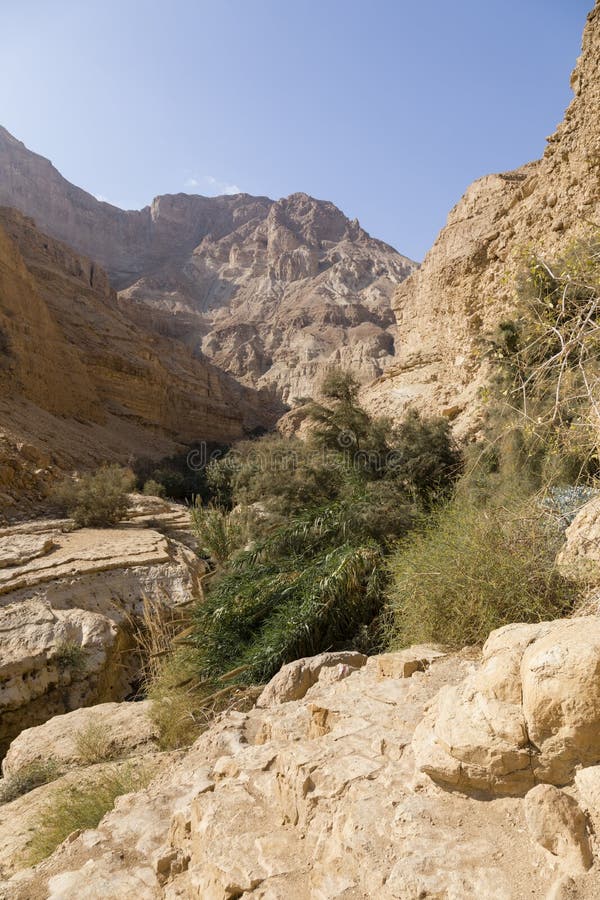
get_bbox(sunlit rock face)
[363,2,600,432]
[0,128,416,404]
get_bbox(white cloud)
[184,174,241,196]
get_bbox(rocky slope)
[364,1,600,432]
[0,128,416,403]
[0,495,202,753]
[0,207,276,510]
[4,621,600,899]
[1,487,600,899]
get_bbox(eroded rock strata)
[0,207,276,509]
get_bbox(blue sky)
[1,0,593,260]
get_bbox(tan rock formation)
[2,701,158,778]
[0,128,416,404]
[0,646,578,899]
[558,495,600,578]
[364,2,600,431]
[0,207,276,509]
[0,518,201,752]
[255,650,367,707]
[413,617,600,796]
[525,784,593,876]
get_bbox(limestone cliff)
[0,128,416,403]
[0,208,276,509]
[364,1,600,431]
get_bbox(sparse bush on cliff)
[476,236,600,495]
[52,641,87,673]
[385,497,580,650]
[51,465,135,527]
[0,760,61,805]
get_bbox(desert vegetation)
[386,237,600,649]
[144,241,600,744]
[51,464,135,527]
[23,763,154,865]
[148,367,462,746]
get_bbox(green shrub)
[385,497,580,650]
[52,641,86,674]
[24,763,154,865]
[142,479,166,498]
[0,760,61,804]
[51,465,135,527]
[385,409,462,505]
[190,501,256,564]
[191,500,388,687]
[220,434,349,516]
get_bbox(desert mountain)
[364,2,600,432]
[0,128,417,403]
[0,206,276,511]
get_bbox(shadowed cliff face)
[0,207,277,509]
[0,128,417,403]
[364,1,600,432]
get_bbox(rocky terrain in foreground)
[0,492,598,898]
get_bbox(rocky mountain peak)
[0,134,417,402]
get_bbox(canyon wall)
[365,2,600,432]
[0,207,276,510]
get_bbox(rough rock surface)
[0,206,276,509]
[525,784,592,875]
[558,495,600,578]
[0,131,416,403]
[2,701,158,778]
[255,651,367,707]
[0,518,201,752]
[0,647,576,900]
[413,617,600,796]
[363,2,600,431]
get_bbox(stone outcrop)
[413,617,600,796]
[0,128,416,404]
[0,516,201,753]
[2,701,158,778]
[364,2,600,431]
[255,650,367,707]
[558,494,600,578]
[0,206,276,509]
[525,784,593,876]
[8,639,600,899]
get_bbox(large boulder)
[413,617,600,796]
[2,701,158,778]
[256,651,367,707]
